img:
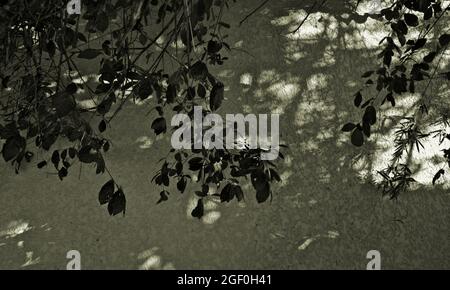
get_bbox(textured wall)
[0,0,449,269]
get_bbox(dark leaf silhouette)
[404,13,419,27]
[99,180,115,205]
[432,169,445,185]
[157,190,169,204]
[151,117,167,135]
[220,183,234,202]
[107,189,126,216]
[37,161,47,169]
[210,82,224,111]
[342,123,356,132]
[2,136,25,162]
[177,177,187,194]
[354,92,363,107]
[439,34,450,47]
[351,128,364,147]
[191,198,204,219]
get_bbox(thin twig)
[290,0,328,34]
[239,0,270,26]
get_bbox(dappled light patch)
[137,247,175,270]
[0,220,33,239]
[297,230,340,251]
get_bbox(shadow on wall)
[0,0,449,269]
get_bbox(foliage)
[0,0,448,219]
[342,0,449,198]
[0,0,285,218]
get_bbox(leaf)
[386,93,396,107]
[157,190,169,204]
[423,51,436,63]
[207,40,222,54]
[232,184,244,202]
[256,184,270,203]
[189,61,208,80]
[351,128,364,147]
[404,13,419,27]
[151,117,167,135]
[191,198,204,219]
[2,136,25,162]
[107,189,126,216]
[98,120,107,133]
[413,38,427,50]
[197,84,206,99]
[99,180,115,205]
[354,92,363,107]
[78,49,102,60]
[177,177,187,194]
[209,82,224,111]
[362,121,371,138]
[342,123,357,132]
[269,168,281,182]
[78,146,97,164]
[51,150,60,168]
[363,106,377,125]
[166,84,177,104]
[220,183,234,203]
[96,11,109,33]
[68,148,77,159]
[37,161,47,169]
[439,34,450,47]
[46,41,56,57]
[188,157,204,171]
[58,167,68,180]
[432,169,445,185]
[65,83,78,95]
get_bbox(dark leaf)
[210,82,224,111]
[99,180,115,205]
[2,136,25,162]
[58,167,68,180]
[65,83,78,95]
[188,157,204,171]
[220,183,234,203]
[166,84,177,104]
[363,106,377,125]
[151,117,167,135]
[37,161,47,169]
[432,169,445,185]
[98,120,107,133]
[157,190,169,204]
[51,150,60,168]
[197,84,206,99]
[351,128,364,147]
[107,189,126,216]
[404,13,419,27]
[439,34,450,47]
[177,177,187,194]
[342,123,357,132]
[256,184,270,203]
[232,184,244,202]
[191,198,204,219]
[354,92,363,107]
